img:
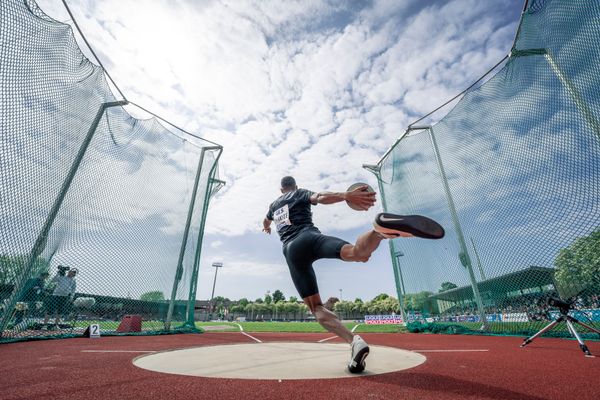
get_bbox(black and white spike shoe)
[374,213,445,239]
[348,335,370,373]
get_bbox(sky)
[34,0,525,302]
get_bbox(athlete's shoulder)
[297,188,315,195]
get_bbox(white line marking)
[241,332,262,343]
[235,323,262,343]
[81,350,157,353]
[317,324,360,342]
[317,336,337,343]
[411,349,489,352]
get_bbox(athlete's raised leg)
[339,230,384,262]
[341,213,445,262]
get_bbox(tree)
[381,297,400,313]
[140,291,165,302]
[284,301,300,319]
[404,291,438,314]
[274,301,285,319]
[238,298,249,307]
[264,294,272,304]
[373,293,389,302]
[333,300,354,318]
[229,304,244,314]
[555,230,600,294]
[324,297,339,310]
[272,289,285,303]
[439,282,458,293]
[288,296,298,303]
[298,303,309,320]
[255,298,264,304]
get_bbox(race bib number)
[273,204,291,230]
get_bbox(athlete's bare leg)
[339,229,389,262]
[304,293,353,343]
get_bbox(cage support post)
[428,127,488,330]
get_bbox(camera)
[547,296,572,311]
[57,265,70,275]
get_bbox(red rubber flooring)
[0,332,599,400]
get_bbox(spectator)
[43,266,77,330]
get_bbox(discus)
[346,182,375,211]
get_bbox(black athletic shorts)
[282,228,349,299]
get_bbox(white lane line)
[317,336,337,343]
[235,323,262,343]
[81,350,156,353]
[317,324,360,342]
[411,349,489,352]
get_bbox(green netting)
[372,0,600,337]
[0,0,222,342]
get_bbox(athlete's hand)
[345,185,376,211]
[262,227,271,234]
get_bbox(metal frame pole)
[364,165,408,324]
[510,48,600,141]
[427,127,488,330]
[185,148,223,326]
[164,147,208,330]
[470,237,487,280]
[0,100,128,336]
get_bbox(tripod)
[520,297,600,357]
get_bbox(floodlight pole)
[209,262,223,320]
[363,164,408,325]
[427,127,488,330]
[0,100,128,337]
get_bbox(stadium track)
[1,332,599,400]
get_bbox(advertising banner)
[365,315,403,324]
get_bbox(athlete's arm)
[262,217,272,234]
[310,192,346,205]
[310,185,376,210]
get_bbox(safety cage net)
[370,0,600,337]
[0,0,223,343]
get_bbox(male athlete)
[263,176,444,373]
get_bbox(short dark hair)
[280,176,296,189]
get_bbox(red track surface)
[1,332,599,400]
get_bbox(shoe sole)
[374,214,444,239]
[348,346,369,373]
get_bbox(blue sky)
[36,0,525,302]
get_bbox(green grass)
[195,321,408,333]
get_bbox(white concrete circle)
[133,342,426,380]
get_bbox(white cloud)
[13,0,525,299]
[210,240,223,249]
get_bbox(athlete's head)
[280,176,297,193]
